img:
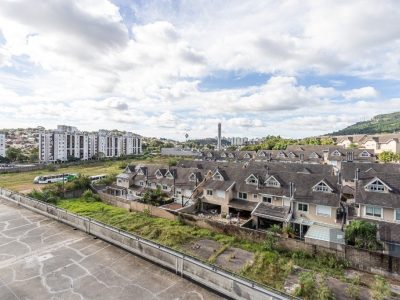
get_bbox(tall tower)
[217,123,222,150]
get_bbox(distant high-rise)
[38,125,142,163]
[0,132,5,158]
[217,123,222,150]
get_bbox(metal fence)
[0,187,294,300]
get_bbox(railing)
[0,187,295,300]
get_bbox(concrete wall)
[0,188,290,300]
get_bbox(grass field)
[0,157,171,193]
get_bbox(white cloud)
[342,87,378,100]
[0,0,399,139]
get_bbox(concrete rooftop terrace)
[0,198,223,300]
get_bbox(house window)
[189,174,196,181]
[238,192,248,200]
[176,190,182,195]
[316,205,331,217]
[298,203,309,212]
[206,189,213,196]
[139,181,144,186]
[246,175,258,185]
[253,194,258,199]
[265,177,280,187]
[162,185,168,190]
[360,151,371,157]
[395,209,400,221]
[367,180,385,192]
[314,182,330,193]
[331,150,341,156]
[262,196,272,203]
[365,206,382,218]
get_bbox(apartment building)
[227,137,249,146]
[39,125,142,162]
[0,133,5,157]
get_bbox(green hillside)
[332,111,400,135]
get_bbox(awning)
[305,224,345,245]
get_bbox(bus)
[89,174,107,182]
[33,173,78,184]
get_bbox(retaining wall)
[0,188,292,300]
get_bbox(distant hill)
[332,112,400,135]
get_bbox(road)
[0,198,224,300]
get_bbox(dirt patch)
[184,239,221,260]
[215,247,254,272]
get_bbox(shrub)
[294,271,334,300]
[263,231,278,251]
[345,220,382,250]
[82,189,100,202]
[370,275,391,300]
[268,224,282,234]
[346,275,361,299]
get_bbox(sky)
[0,0,400,140]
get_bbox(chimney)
[337,171,341,185]
[265,165,269,175]
[355,168,360,181]
[300,153,304,161]
[289,182,295,198]
[217,123,222,150]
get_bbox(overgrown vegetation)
[370,275,391,300]
[56,198,348,291]
[345,220,382,251]
[294,271,334,300]
[346,275,361,299]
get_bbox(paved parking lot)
[0,198,223,300]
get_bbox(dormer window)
[360,150,371,157]
[312,181,332,193]
[277,151,286,158]
[309,152,319,159]
[137,168,145,176]
[259,151,266,157]
[207,152,213,157]
[245,174,258,185]
[189,173,197,182]
[288,152,296,158]
[331,150,342,156]
[228,153,235,158]
[221,152,226,157]
[212,171,224,181]
[366,180,385,192]
[155,169,163,179]
[244,153,251,159]
[265,176,280,187]
[165,170,174,179]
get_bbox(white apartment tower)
[39,125,142,162]
[0,133,6,158]
[217,123,222,150]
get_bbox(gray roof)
[252,202,290,221]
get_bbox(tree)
[370,275,391,300]
[6,147,22,162]
[29,147,39,163]
[345,220,381,250]
[379,151,398,163]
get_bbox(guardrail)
[0,187,295,300]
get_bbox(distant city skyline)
[1,1,400,140]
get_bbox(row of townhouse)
[113,159,400,254]
[199,146,376,168]
[39,125,142,162]
[340,162,400,255]
[0,133,5,157]
[335,134,400,153]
